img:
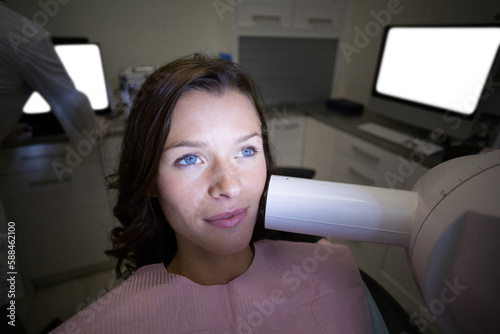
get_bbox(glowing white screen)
[375,27,500,115]
[23,44,109,114]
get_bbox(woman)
[53,54,386,333]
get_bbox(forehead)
[166,90,262,143]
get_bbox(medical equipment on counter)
[265,149,500,334]
[119,66,155,115]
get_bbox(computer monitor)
[369,25,500,141]
[22,42,110,114]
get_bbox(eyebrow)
[163,131,262,152]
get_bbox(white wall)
[333,0,500,105]
[10,0,237,91]
[9,0,500,107]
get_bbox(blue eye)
[238,147,257,158]
[241,148,254,157]
[178,155,200,166]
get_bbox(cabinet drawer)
[271,134,304,166]
[268,116,306,167]
[16,204,114,282]
[303,117,337,180]
[336,130,402,173]
[0,164,108,217]
[330,155,380,187]
[294,7,341,32]
[0,143,66,175]
[238,4,292,29]
[331,150,406,189]
[0,142,99,175]
[336,130,430,189]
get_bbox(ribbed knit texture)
[52,239,372,333]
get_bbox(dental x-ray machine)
[265,149,500,334]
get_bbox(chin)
[209,229,254,256]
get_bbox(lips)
[205,208,248,228]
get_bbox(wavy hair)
[105,54,276,278]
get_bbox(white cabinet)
[236,0,347,38]
[269,114,429,189]
[302,116,337,181]
[332,129,429,190]
[294,0,345,33]
[0,142,115,287]
[268,115,307,167]
[237,1,293,30]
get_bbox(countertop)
[7,101,480,169]
[265,101,450,168]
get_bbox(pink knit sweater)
[52,239,372,333]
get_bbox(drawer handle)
[253,15,281,24]
[29,176,71,187]
[275,122,300,131]
[347,167,375,186]
[22,153,66,160]
[308,18,332,25]
[351,145,380,163]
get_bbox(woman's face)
[154,89,267,257]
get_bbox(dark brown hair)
[106,54,275,278]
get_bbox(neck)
[167,244,254,285]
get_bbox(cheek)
[155,175,203,224]
[244,159,268,198]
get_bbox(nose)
[208,160,242,199]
